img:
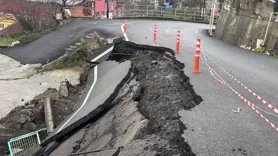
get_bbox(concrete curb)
[113,16,217,24]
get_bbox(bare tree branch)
[2,0,60,32]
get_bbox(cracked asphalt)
[2,19,278,155]
[124,20,278,156]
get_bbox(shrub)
[254,47,265,53]
[1,0,60,32]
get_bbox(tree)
[62,0,67,7]
[4,0,60,32]
[218,0,225,11]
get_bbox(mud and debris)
[0,34,107,155]
[1,80,85,130]
[0,75,88,155]
[49,40,202,156]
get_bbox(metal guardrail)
[113,4,215,23]
[7,128,47,156]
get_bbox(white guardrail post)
[209,3,216,36]
[194,11,196,21]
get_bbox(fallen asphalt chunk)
[34,40,202,156]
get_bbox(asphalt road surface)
[57,60,130,132]
[0,19,125,65]
[2,19,278,155]
[124,20,278,156]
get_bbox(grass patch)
[13,28,56,44]
[0,37,18,47]
[254,47,266,54]
[268,49,278,58]
[40,41,89,72]
[39,36,105,72]
[0,28,56,47]
[254,48,278,58]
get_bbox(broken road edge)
[35,39,203,155]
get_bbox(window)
[0,23,4,29]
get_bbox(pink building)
[81,0,117,18]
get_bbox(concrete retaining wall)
[215,0,278,50]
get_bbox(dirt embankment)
[51,41,202,156]
[0,34,107,155]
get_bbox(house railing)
[113,4,216,23]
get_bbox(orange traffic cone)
[176,30,180,53]
[154,24,157,42]
[124,20,127,33]
[193,38,201,73]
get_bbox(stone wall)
[215,0,278,50]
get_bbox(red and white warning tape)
[202,55,278,132]
[152,29,278,132]
[154,40,161,45]
[202,52,278,114]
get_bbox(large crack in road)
[47,40,202,156]
[109,41,203,155]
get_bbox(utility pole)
[44,97,54,133]
[106,0,110,19]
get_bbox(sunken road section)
[36,40,202,156]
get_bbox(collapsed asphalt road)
[2,19,278,155]
[35,40,202,156]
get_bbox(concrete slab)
[41,60,131,146]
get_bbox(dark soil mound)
[35,40,202,156]
[108,40,202,155]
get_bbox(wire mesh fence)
[113,4,212,22]
[7,128,47,156]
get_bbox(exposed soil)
[52,40,203,156]
[109,41,202,155]
[0,66,91,155]
[0,33,106,155]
